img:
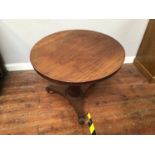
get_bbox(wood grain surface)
[0,64,155,134]
[30,30,125,84]
[134,19,155,82]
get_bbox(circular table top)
[30,30,125,84]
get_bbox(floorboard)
[0,64,155,134]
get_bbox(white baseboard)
[124,56,135,64]
[5,63,33,71]
[5,56,135,71]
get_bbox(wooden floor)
[0,64,155,135]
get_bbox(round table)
[30,30,125,124]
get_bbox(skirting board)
[5,56,135,71]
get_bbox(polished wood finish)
[30,30,125,124]
[134,20,155,83]
[0,64,155,134]
[30,30,125,84]
[46,84,93,124]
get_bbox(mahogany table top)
[30,30,125,84]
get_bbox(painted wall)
[0,19,148,64]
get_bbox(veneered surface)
[30,30,125,84]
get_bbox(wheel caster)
[46,87,54,94]
[78,116,85,125]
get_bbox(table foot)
[78,116,85,125]
[46,84,95,124]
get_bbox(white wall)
[0,19,148,65]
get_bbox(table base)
[46,83,95,125]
